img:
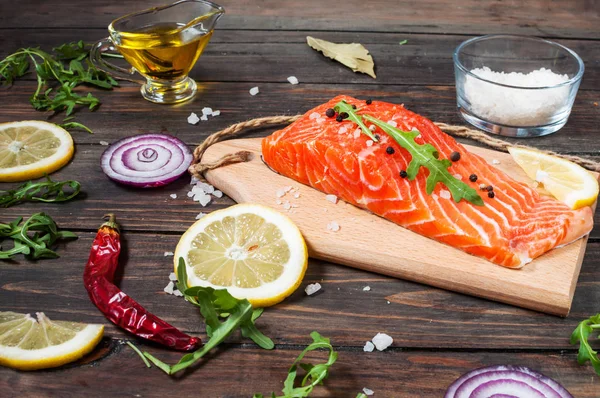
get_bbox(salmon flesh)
[261,96,593,268]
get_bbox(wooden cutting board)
[203,138,595,316]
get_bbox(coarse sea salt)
[464,66,570,126]
[363,286,371,291]
[387,120,398,127]
[169,272,178,281]
[305,283,322,295]
[309,112,321,120]
[325,194,338,204]
[200,115,208,121]
[327,221,340,232]
[195,212,207,220]
[187,112,200,125]
[169,194,177,199]
[492,159,501,165]
[163,281,175,295]
[439,189,451,200]
[366,140,374,147]
[372,333,393,351]
[173,290,184,297]
[164,251,174,257]
[211,110,221,117]
[363,388,374,396]
[287,76,299,85]
[249,86,260,96]
[363,341,375,352]
[99,141,109,146]
[213,190,223,198]
[202,107,213,116]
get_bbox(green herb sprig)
[0,213,77,259]
[570,313,600,376]
[253,331,338,398]
[0,40,119,131]
[335,100,484,206]
[0,177,81,208]
[138,258,273,374]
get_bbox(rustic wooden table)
[1,1,599,396]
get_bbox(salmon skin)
[262,95,593,268]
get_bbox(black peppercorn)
[488,191,495,198]
[486,185,494,192]
[340,112,349,119]
[352,104,357,110]
[374,134,380,140]
[399,170,408,178]
[366,99,372,105]
[386,146,395,155]
[469,174,477,182]
[325,108,335,118]
[336,114,343,122]
[450,151,461,162]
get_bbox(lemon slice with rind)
[508,147,599,209]
[175,204,308,307]
[0,311,104,371]
[0,121,74,182]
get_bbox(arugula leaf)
[0,213,77,259]
[335,100,484,206]
[141,258,274,374]
[0,176,81,207]
[253,331,338,398]
[570,314,600,376]
[0,42,119,131]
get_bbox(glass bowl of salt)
[454,35,584,137]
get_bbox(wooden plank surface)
[1,0,600,395]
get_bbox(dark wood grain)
[2,29,600,90]
[0,345,596,397]
[1,0,599,39]
[1,231,599,349]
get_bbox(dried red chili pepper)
[83,214,201,351]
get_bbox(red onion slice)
[101,133,193,188]
[445,365,573,398]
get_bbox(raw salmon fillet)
[262,95,593,268]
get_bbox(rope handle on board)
[188,115,600,179]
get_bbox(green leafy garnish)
[140,258,274,374]
[335,100,484,206]
[0,176,81,208]
[0,212,77,259]
[253,331,338,398]
[570,313,600,376]
[0,40,119,131]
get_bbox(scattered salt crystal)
[195,212,206,220]
[305,283,322,295]
[187,191,194,198]
[276,200,282,205]
[309,112,320,120]
[479,183,487,190]
[387,120,398,127]
[363,286,371,291]
[169,272,177,281]
[492,159,501,165]
[327,221,340,232]
[363,388,374,396]
[386,301,391,304]
[198,194,212,207]
[353,128,361,138]
[432,193,439,200]
[369,124,376,131]
[363,341,375,352]
[249,86,259,96]
[202,107,213,116]
[190,176,200,185]
[453,174,462,180]
[439,190,451,200]
[284,186,293,192]
[283,201,292,210]
[317,117,326,124]
[197,182,215,194]
[169,194,177,199]
[164,251,174,257]
[276,189,286,198]
[372,333,393,351]
[325,194,338,204]
[287,76,299,85]
[173,290,184,297]
[465,66,570,126]
[187,112,200,125]
[338,126,348,135]
[211,110,221,117]
[294,193,300,198]
[366,140,374,147]
[200,115,208,121]
[163,281,175,295]
[291,204,299,208]
[213,190,223,198]
[416,134,422,139]
[99,141,109,146]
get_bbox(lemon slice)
[508,147,599,209]
[175,204,308,307]
[0,121,74,182]
[0,311,104,371]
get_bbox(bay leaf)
[306,36,376,79]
